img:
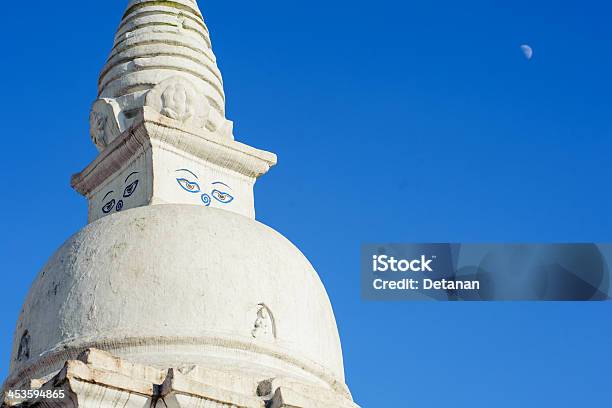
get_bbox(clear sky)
[1,1,611,406]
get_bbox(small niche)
[17,330,30,362]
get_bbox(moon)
[520,44,534,60]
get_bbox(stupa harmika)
[1,1,358,407]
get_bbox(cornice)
[72,107,277,196]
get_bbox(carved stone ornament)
[251,303,276,340]
[89,98,123,151]
[145,76,211,129]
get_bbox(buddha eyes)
[102,174,235,213]
[211,189,234,204]
[175,170,235,206]
[123,180,139,197]
[102,199,116,214]
[177,178,201,193]
[101,176,139,214]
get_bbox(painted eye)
[123,180,139,197]
[102,199,116,214]
[211,189,234,204]
[177,178,200,193]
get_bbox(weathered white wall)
[7,205,349,399]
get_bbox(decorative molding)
[259,378,358,408]
[72,107,277,197]
[3,349,358,407]
[161,368,264,408]
[2,336,350,402]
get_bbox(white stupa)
[1,1,358,407]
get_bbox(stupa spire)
[75,0,276,223]
[90,0,230,150]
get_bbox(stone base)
[1,349,358,408]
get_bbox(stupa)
[1,1,358,407]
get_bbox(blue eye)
[123,180,139,197]
[211,189,234,204]
[102,199,116,214]
[177,178,201,193]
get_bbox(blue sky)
[1,0,611,406]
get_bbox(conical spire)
[90,0,231,150]
[76,0,276,223]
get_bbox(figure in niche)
[17,331,30,362]
[251,304,276,340]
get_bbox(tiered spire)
[77,0,275,223]
[90,0,232,150]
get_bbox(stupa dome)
[6,205,349,397]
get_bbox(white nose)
[201,193,211,206]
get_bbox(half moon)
[520,44,534,60]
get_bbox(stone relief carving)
[251,304,276,340]
[90,111,106,139]
[144,76,234,139]
[161,82,194,122]
[145,76,210,129]
[89,98,123,151]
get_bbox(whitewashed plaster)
[3,1,357,407]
